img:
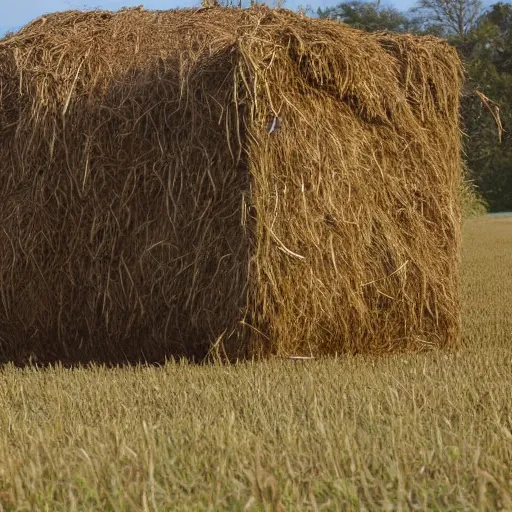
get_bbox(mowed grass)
[1,217,511,512]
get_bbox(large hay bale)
[0,7,462,364]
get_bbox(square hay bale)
[0,7,462,364]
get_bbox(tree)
[410,0,483,39]
[317,1,412,33]
[461,3,512,211]
[480,2,512,73]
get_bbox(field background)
[0,216,511,511]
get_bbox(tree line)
[317,0,511,212]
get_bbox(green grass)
[1,216,511,511]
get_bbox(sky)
[0,0,421,36]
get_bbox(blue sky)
[0,0,421,36]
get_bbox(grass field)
[0,216,511,511]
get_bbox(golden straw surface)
[0,7,462,364]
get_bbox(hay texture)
[0,7,462,364]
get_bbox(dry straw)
[0,7,463,364]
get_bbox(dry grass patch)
[461,216,512,347]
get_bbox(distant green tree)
[317,1,412,32]
[459,3,512,211]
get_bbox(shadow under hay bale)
[0,7,462,365]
